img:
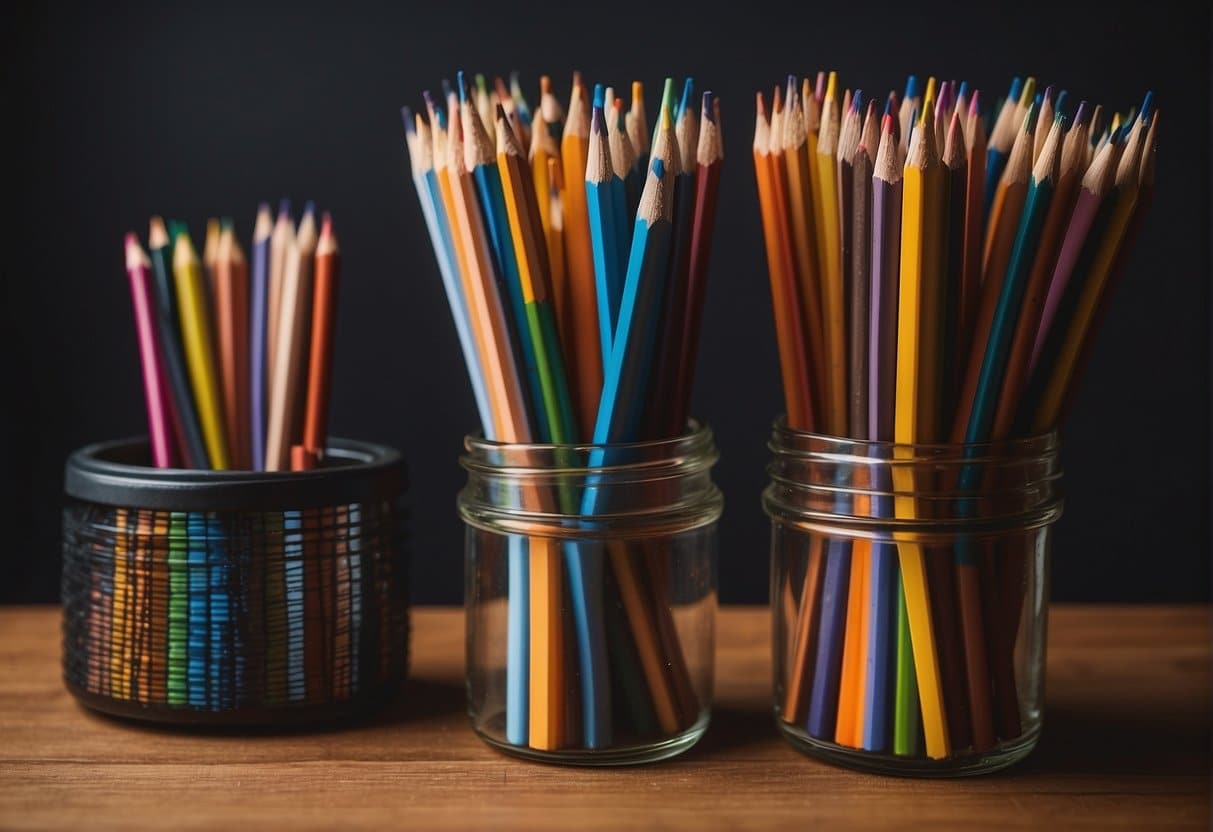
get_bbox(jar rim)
[461,420,718,476]
[770,417,1060,458]
[64,436,406,511]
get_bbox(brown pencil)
[214,223,251,469]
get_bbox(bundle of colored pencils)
[401,72,723,751]
[754,73,1156,759]
[123,204,341,473]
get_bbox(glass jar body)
[460,425,722,765]
[764,422,1062,776]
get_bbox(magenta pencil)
[125,232,176,468]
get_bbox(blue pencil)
[406,104,494,433]
[249,204,272,472]
[863,115,901,752]
[806,539,851,738]
[581,88,685,733]
[586,87,625,361]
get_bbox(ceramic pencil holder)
[459,423,722,765]
[61,437,409,726]
[764,421,1063,775]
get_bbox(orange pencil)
[293,215,340,472]
[560,75,603,438]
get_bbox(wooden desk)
[1,605,1208,830]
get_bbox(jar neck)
[458,422,722,538]
[763,420,1063,535]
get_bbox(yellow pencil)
[815,71,848,434]
[172,230,230,469]
[891,99,950,760]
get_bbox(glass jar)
[459,423,722,765]
[764,421,1062,776]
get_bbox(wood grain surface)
[0,605,1208,830]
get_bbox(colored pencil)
[754,93,815,429]
[172,229,230,470]
[407,108,494,432]
[249,204,273,472]
[149,218,209,468]
[892,100,950,760]
[780,78,827,421]
[861,116,902,752]
[296,214,339,469]
[560,75,604,439]
[669,92,723,430]
[125,234,175,468]
[586,89,625,362]
[264,206,317,471]
[214,222,251,469]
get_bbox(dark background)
[4,0,1210,605]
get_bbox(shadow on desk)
[671,696,1212,778]
[70,674,466,737]
[1020,700,1212,778]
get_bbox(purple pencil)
[249,203,273,471]
[1027,137,1120,375]
[849,102,879,437]
[862,114,902,752]
[125,233,176,468]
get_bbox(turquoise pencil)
[586,86,625,361]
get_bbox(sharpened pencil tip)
[679,77,694,119]
[660,78,675,121]
[401,106,415,135]
[702,91,715,122]
[904,74,918,100]
[593,83,604,109]
[457,71,468,105]
[1074,100,1090,126]
[1140,90,1154,122]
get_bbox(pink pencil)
[125,233,176,468]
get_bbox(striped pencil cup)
[61,437,409,726]
[459,423,722,764]
[764,422,1062,775]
